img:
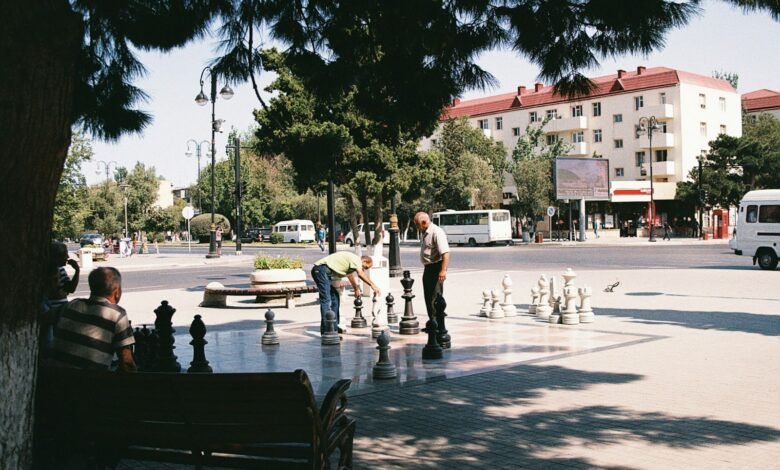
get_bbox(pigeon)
[604,280,620,293]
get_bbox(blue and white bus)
[432,209,513,246]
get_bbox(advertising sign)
[554,157,610,200]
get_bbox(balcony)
[639,132,674,149]
[642,103,675,120]
[566,142,589,156]
[651,160,676,177]
[545,116,588,133]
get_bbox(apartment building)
[420,66,742,223]
[743,89,780,120]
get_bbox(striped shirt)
[50,297,135,370]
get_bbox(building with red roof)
[742,89,780,121]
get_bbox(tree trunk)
[0,2,81,468]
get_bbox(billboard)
[554,157,610,200]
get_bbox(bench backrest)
[38,368,323,456]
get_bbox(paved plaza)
[97,239,780,469]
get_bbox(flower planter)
[250,268,307,302]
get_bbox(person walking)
[414,211,450,319]
[311,252,380,334]
[663,222,672,241]
[317,223,326,252]
[593,219,600,239]
[216,226,223,255]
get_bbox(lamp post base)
[206,228,220,258]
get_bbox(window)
[699,93,706,109]
[635,151,646,167]
[759,205,780,223]
[719,124,727,134]
[478,119,489,130]
[512,127,521,136]
[495,117,503,130]
[700,122,707,137]
[572,105,583,117]
[655,149,668,162]
[593,129,602,143]
[746,205,758,223]
[546,109,558,120]
[634,95,644,110]
[492,211,510,222]
[593,102,602,116]
[660,92,667,104]
[572,131,584,143]
[615,168,624,177]
[529,111,539,123]
[659,121,668,133]
[719,97,726,112]
[546,134,559,145]
[613,114,623,123]
[614,139,624,149]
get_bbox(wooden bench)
[35,367,355,469]
[202,280,349,309]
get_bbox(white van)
[273,219,316,243]
[729,189,780,270]
[344,222,390,246]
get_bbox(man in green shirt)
[312,252,380,334]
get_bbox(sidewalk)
[114,258,780,469]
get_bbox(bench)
[35,367,355,469]
[202,280,349,309]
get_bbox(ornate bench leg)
[286,292,296,309]
[337,420,355,470]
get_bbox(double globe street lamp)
[185,139,210,213]
[194,66,234,258]
[637,115,660,242]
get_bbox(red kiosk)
[712,208,729,239]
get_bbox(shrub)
[269,232,284,244]
[153,233,165,243]
[190,214,231,242]
[254,253,303,270]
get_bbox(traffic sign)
[546,206,556,217]
[182,206,195,220]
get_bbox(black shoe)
[337,327,345,334]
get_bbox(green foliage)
[125,162,160,233]
[253,253,303,270]
[269,232,284,244]
[51,131,92,239]
[84,184,123,235]
[712,70,739,90]
[190,214,231,242]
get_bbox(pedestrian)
[216,226,223,255]
[593,219,600,239]
[46,241,81,309]
[663,222,672,241]
[46,267,137,371]
[691,218,699,238]
[317,223,326,252]
[311,252,380,334]
[413,211,450,319]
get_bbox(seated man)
[48,267,136,372]
[312,252,380,334]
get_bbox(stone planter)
[250,269,307,302]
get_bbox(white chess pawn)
[535,275,551,320]
[578,286,595,323]
[529,287,540,315]
[479,289,490,317]
[562,286,580,325]
[489,289,504,319]
[501,274,517,317]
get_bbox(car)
[79,233,103,247]
[240,227,273,243]
[344,222,390,246]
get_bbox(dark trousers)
[312,265,340,333]
[423,261,443,318]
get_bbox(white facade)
[155,179,174,209]
[420,66,742,203]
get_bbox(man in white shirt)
[414,212,450,318]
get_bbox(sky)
[87,2,780,188]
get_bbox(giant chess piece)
[529,287,539,316]
[535,275,552,320]
[351,296,368,329]
[578,286,595,323]
[150,300,181,372]
[434,293,451,349]
[562,268,577,289]
[371,297,383,339]
[562,286,580,325]
[488,289,504,319]
[501,274,517,317]
[399,270,420,335]
[321,309,341,345]
[372,330,397,379]
[422,317,443,360]
[549,276,558,309]
[479,289,490,317]
[549,295,562,324]
[132,326,147,370]
[386,292,398,324]
[188,314,213,373]
[261,308,280,345]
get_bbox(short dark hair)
[88,267,122,297]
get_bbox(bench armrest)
[319,378,351,434]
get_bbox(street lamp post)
[185,139,210,213]
[697,155,704,239]
[637,116,659,242]
[195,65,234,259]
[119,183,129,238]
[96,160,117,186]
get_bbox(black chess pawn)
[188,314,212,373]
[261,309,280,345]
[351,296,368,328]
[421,317,443,360]
[386,292,398,324]
[399,270,419,335]
[372,330,397,379]
[321,310,341,345]
[434,293,451,349]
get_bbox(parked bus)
[273,219,316,243]
[729,189,780,270]
[432,209,513,246]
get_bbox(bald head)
[414,212,431,231]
